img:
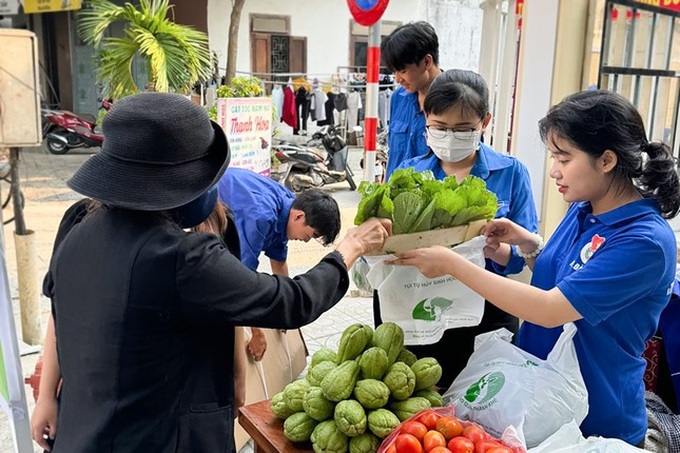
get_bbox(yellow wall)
[540,0,591,239]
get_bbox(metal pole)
[364,20,381,183]
[9,149,26,235]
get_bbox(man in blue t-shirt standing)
[381,21,442,180]
[218,167,341,359]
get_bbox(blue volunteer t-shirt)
[516,199,676,445]
[385,86,428,180]
[217,167,295,270]
[396,143,539,275]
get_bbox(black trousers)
[294,97,310,135]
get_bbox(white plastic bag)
[350,256,373,292]
[365,236,487,345]
[527,420,648,452]
[443,323,589,448]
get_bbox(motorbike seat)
[290,152,320,164]
[76,113,97,124]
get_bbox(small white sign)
[0,0,20,15]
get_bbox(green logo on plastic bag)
[412,297,453,321]
[464,372,505,405]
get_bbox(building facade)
[206,0,484,81]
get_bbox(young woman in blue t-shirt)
[374,69,539,389]
[390,90,680,446]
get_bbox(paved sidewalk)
[0,145,370,453]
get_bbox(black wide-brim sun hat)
[68,92,231,211]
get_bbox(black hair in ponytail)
[639,141,680,218]
[538,90,680,219]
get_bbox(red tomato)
[436,417,464,440]
[429,448,453,453]
[401,421,428,441]
[395,433,423,453]
[474,439,503,453]
[462,425,486,444]
[487,448,513,453]
[447,436,475,453]
[386,447,397,453]
[423,430,447,451]
[419,412,442,431]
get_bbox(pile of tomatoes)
[382,411,514,453]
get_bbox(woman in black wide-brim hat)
[41,93,391,453]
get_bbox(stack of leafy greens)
[354,168,498,234]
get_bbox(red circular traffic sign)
[347,0,390,26]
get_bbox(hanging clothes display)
[282,84,297,129]
[271,84,284,121]
[347,91,362,128]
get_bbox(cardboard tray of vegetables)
[355,169,498,255]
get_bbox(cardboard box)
[367,219,487,255]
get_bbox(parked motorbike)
[272,125,357,193]
[41,98,112,155]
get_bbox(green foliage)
[97,108,107,125]
[207,105,217,121]
[216,76,264,98]
[353,168,498,231]
[78,0,212,99]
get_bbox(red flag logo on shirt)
[580,234,606,264]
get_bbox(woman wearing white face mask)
[378,69,540,388]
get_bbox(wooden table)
[238,399,314,453]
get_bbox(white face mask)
[426,129,481,162]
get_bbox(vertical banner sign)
[347,0,390,183]
[0,225,33,452]
[216,97,273,177]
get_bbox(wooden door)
[289,36,307,75]
[251,32,271,77]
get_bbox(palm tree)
[78,0,213,99]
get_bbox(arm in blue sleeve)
[490,162,539,276]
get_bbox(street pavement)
[0,143,373,452]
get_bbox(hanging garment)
[271,85,284,121]
[205,85,217,109]
[292,77,311,92]
[317,93,335,127]
[310,94,316,122]
[378,89,390,130]
[385,88,392,124]
[334,93,348,112]
[347,91,362,128]
[282,86,297,129]
[312,89,327,123]
[293,87,311,135]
